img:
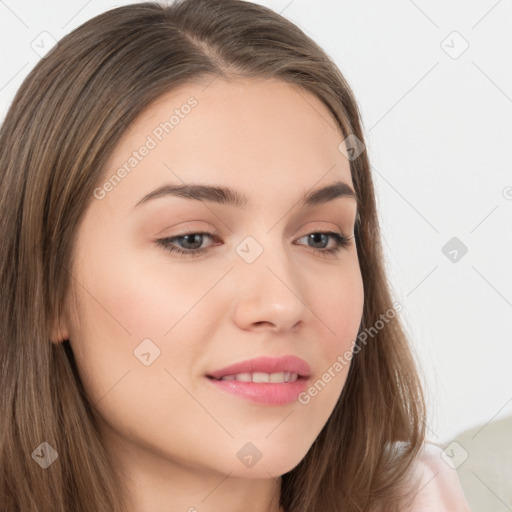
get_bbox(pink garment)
[404,442,472,511]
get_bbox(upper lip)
[207,355,311,380]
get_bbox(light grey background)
[1,0,511,447]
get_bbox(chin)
[231,449,309,479]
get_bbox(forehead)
[99,77,354,213]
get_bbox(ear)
[49,313,70,344]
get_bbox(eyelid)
[154,221,216,238]
[292,221,352,239]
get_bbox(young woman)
[0,1,471,510]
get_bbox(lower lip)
[205,376,309,406]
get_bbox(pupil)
[309,233,328,248]
[183,234,202,249]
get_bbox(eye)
[294,231,352,257]
[155,230,353,258]
[155,230,219,258]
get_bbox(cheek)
[66,256,223,461]
[309,257,364,354]
[67,243,229,399]
[74,246,224,341]
[297,258,364,407]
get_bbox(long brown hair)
[0,1,426,510]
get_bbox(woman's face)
[60,78,364,484]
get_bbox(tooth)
[269,372,285,383]
[218,372,299,383]
[252,372,270,383]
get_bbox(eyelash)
[155,229,352,258]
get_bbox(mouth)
[206,372,307,383]
[206,355,311,381]
[205,355,311,406]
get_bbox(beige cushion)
[451,416,512,512]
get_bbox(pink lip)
[206,378,309,406]
[205,356,311,406]
[206,355,311,380]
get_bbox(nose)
[231,239,307,334]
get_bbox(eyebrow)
[133,179,358,210]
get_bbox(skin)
[54,77,364,512]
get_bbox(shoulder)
[402,442,472,512]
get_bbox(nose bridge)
[231,229,307,331]
[234,228,290,284]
